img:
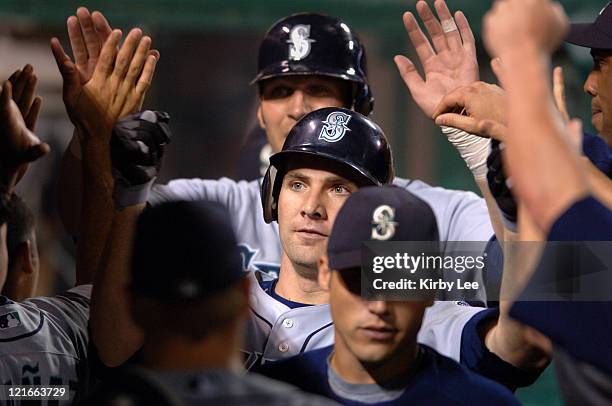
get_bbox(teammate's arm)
[91,204,145,366]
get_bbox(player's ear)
[318,255,331,291]
[256,104,266,130]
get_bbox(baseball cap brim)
[250,62,366,85]
[566,23,612,50]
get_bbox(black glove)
[111,111,172,208]
[111,110,171,186]
[486,139,517,224]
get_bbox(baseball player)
[0,70,91,404]
[258,185,520,405]
[58,7,496,298]
[85,200,337,406]
[93,107,546,392]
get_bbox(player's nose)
[367,300,390,315]
[288,90,308,121]
[301,188,327,220]
[584,69,599,97]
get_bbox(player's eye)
[332,184,351,195]
[307,84,334,97]
[264,85,293,99]
[290,181,306,191]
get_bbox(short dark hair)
[130,281,246,341]
[6,194,34,255]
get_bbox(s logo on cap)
[371,205,398,240]
[287,25,315,61]
[319,111,352,142]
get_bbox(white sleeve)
[417,301,486,361]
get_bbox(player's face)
[584,50,612,144]
[277,167,358,275]
[257,76,347,152]
[323,265,428,364]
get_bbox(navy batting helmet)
[261,107,394,223]
[252,13,374,115]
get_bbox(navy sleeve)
[548,196,612,241]
[460,308,542,390]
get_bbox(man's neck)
[275,254,328,305]
[330,335,420,385]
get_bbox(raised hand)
[8,64,42,132]
[433,81,507,133]
[394,0,479,118]
[53,7,112,125]
[51,28,158,141]
[483,0,568,57]
[0,81,50,193]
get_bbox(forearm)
[476,178,505,242]
[57,132,83,236]
[485,209,550,369]
[90,204,145,367]
[75,130,115,285]
[500,42,589,230]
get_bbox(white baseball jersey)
[0,285,91,405]
[243,271,486,368]
[151,176,494,290]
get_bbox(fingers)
[76,7,102,61]
[124,36,151,86]
[416,0,448,54]
[435,113,478,132]
[394,55,425,94]
[1,81,13,109]
[476,119,507,142]
[25,96,42,132]
[67,15,88,67]
[434,0,462,51]
[402,11,435,64]
[553,66,570,123]
[135,54,158,102]
[10,64,32,104]
[110,28,142,83]
[93,29,122,80]
[455,11,475,49]
[432,88,467,118]
[490,57,506,86]
[91,11,113,44]
[566,118,583,153]
[50,37,81,99]
[24,142,51,163]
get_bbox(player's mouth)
[359,325,398,341]
[295,228,328,240]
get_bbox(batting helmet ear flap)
[261,164,279,223]
[353,82,374,116]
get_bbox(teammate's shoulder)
[422,345,520,405]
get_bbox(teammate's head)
[3,194,38,301]
[254,12,373,152]
[129,200,248,342]
[261,108,393,278]
[318,186,438,365]
[566,2,612,144]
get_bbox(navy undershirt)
[260,279,312,309]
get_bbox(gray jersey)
[244,271,485,368]
[146,368,339,406]
[0,285,91,405]
[151,176,494,289]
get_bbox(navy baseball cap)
[566,2,612,50]
[130,200,243,301]
[327,185,439,271]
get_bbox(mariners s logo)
[287,25,315,61]
[371,205,398,240]
[319,111,352,142]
